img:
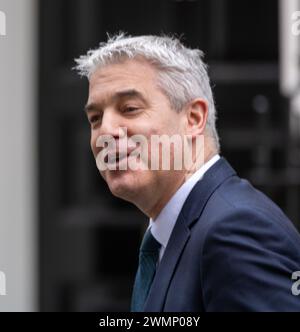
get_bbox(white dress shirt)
[149,154,220,262]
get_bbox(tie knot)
[140,228,161,253]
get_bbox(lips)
[105,151,127,164]
[104,148,139,165]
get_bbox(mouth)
[105,151,127,164]
[104,149,139,168]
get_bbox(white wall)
[0,0,37,311]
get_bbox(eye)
[89,114,100,125]
[123,106,139,113]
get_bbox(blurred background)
[0,0,300,312]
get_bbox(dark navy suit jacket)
[143,157,300,311]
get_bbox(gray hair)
[75,33,220,151]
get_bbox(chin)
[106,169,139,201]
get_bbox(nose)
[91,109,123,156]
[98,108,122,138]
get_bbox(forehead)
[88,59,158,100]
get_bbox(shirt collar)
[149,154,220,248]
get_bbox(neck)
[147,173,186,219]
[144,146,217,219]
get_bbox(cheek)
[90,132,98,157]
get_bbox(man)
[75,33,300,311]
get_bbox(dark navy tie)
[130,228,162,312]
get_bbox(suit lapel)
[144,157,236,311]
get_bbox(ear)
[185,98,208,138]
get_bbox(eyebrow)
[84,89,148,113]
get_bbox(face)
[85,59,192,217]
